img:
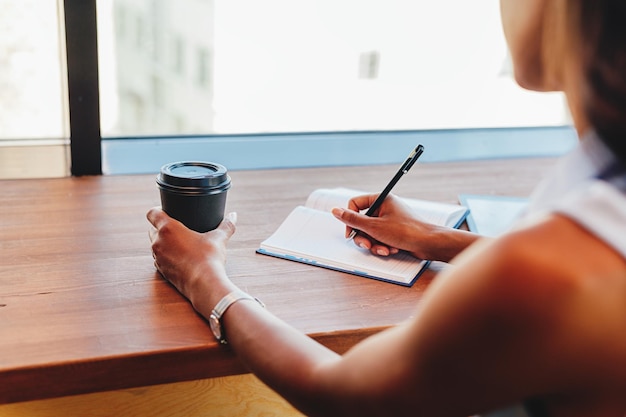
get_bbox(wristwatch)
[209,289,264,344]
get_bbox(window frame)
[64,0,102,175]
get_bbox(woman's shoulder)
[476,213,626,379]
[495,212,626,288]
[429,211,621,339]
[473,212,626,314]
[453,213,602,304]
[400,213,626,412]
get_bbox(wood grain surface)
[0,157,555,404]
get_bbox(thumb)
[332,207,369,231]
[214,211,237,240]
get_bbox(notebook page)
[259,206,425,284]
[401,199,466,227]
[304,188,356,212]
[305,188,465,227]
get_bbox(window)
[0,0,69,178]
[0,0,576,177]
[0,0,67,140]
[98,0,570,138]
[98,0,574,175]
[172,35,186,75]
[358,51,380,80]
[114,3,127,39]
[100,0,215,137]
[196,47,211,89]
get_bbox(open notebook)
[257,188,469,286]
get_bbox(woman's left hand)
[147,207,237,303]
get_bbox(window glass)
[0,0,69,179]
[0,0,67,140]
[99,0,569,137]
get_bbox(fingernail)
[377,248,388,256]
[227,212,238,223]
[359,243,367,249]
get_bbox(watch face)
[209,313,222,341]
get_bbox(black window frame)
[64,0,102,175]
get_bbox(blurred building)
[110,0,215,136]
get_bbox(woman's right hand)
[331,193,479,262]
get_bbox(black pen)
[348,144,425,240]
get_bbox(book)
[458,194,528,237]
[257,187,469,286]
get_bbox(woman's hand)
[147,208,238,308]
[331,194,478,262]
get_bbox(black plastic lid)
[157,161,231,193]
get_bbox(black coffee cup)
[157,161,231,233]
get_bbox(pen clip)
[401,144,424,173]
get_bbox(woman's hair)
[558,0,626,161]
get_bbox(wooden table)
[0,157,555,405]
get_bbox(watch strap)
[211,289,264,344]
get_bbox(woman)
[147,1,626,415]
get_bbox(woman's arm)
[147,208,604,417]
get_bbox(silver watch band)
[210,289,265,344]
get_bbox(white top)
[522,130,626,257]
